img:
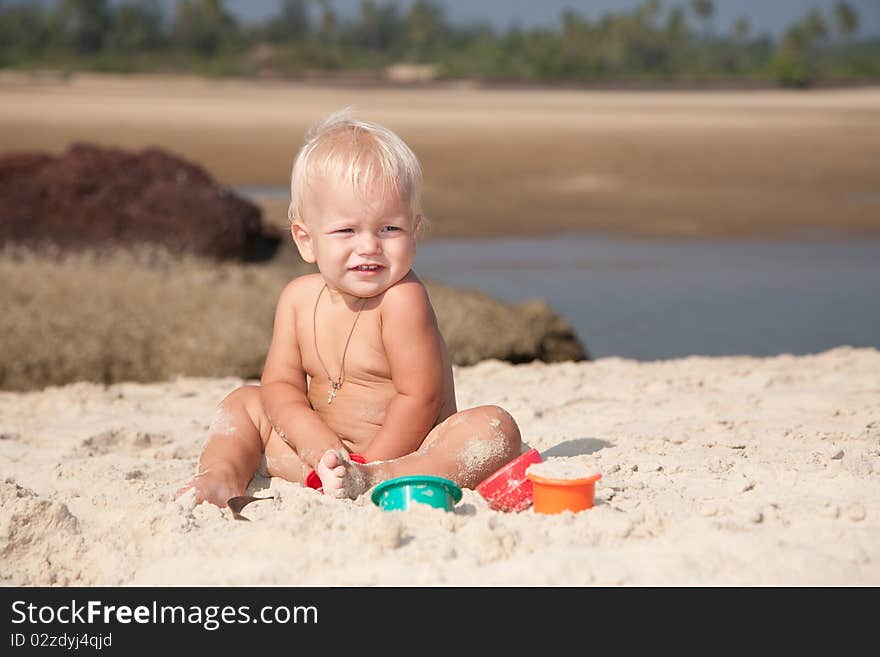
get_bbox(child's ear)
[290,221,317,263]
[413,214,422,240]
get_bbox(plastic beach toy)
[371,475,462,512]
[527,468,602,514]
[475,448,542,512]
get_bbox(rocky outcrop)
[0,143,283,261]
[0,253,588,391]
[426,281,588,364]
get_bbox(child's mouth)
[351,264,383,273]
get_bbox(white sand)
[1,347,878,586]
[527,457,601,480]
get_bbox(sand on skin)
[1,347,878,586]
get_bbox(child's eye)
[382,226,401,232]
[334,228,354,234]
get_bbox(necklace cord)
[313,284,367,392]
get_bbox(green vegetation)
[0,0,877,87]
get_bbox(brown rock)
[0,143,282,261]
[425,281,589,364]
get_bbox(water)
[234,186,880,361]
[236,186,291,200]
[413,234,880,361]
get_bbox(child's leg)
[318,405,521,499]
[176,385,276,507]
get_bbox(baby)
[178,109,521,507]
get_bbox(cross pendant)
[327,381,341,405]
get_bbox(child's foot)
[174,468,242,508]
[316,449,370,499]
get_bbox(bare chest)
[297,305,391,388]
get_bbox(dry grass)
[0,247,308,390]
[0,246,584,391]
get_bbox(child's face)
[292,174,421,299]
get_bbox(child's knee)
[214,385,272,441]
[220,385,268,425]
[221,384,260,412]
[480,405,521,450]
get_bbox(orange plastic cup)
[527,470,602,514]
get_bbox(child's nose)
[356,232,382,255]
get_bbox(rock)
[425,281,588,364]
[0,143,283,261]
[0,250,589,391]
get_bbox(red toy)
[475,448,542,512]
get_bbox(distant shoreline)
[3,67,880,93]
[2,71,879,242]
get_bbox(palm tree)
[732,16,750,43]
[802,8,828,45]
[55,0,112,53]
[833,1,859,41]
[637,0,662,26]
[315,0,338,46]
[689,0,714,40]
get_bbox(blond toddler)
[178,109,521,506]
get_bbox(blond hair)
[288,108,423,226]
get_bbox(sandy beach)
[2,346,878,586]
[1,72,879,240]
[2,73,878,587]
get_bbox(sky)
[18,1,879,39]
[202,0,880,39]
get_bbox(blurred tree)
[53,0,112,53]
[689,0,714,39]
[347,0,400,52]
[833,1,859,40]
[561,7,589,36]
[629,1,672,74]
[770,48,813,88]
[732,16,750,43]
[316,0,339,46]
[772,11,824,89]
[0,0,875,85]
[559,8,593,74]
[171,0,240,55]
[662,5,695,76]
[664,5,687,47]
[802,8,828,43]
[106,0,165,51]
[636,0,662,28]
[404,0,446,57]
[264,0,311,43]
[782,23,808,52]
[0,1,51,53]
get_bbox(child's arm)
[260,278,346,467]
[361,279,445,462]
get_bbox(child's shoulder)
[379,271,434,316]
[277,272,324,308]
